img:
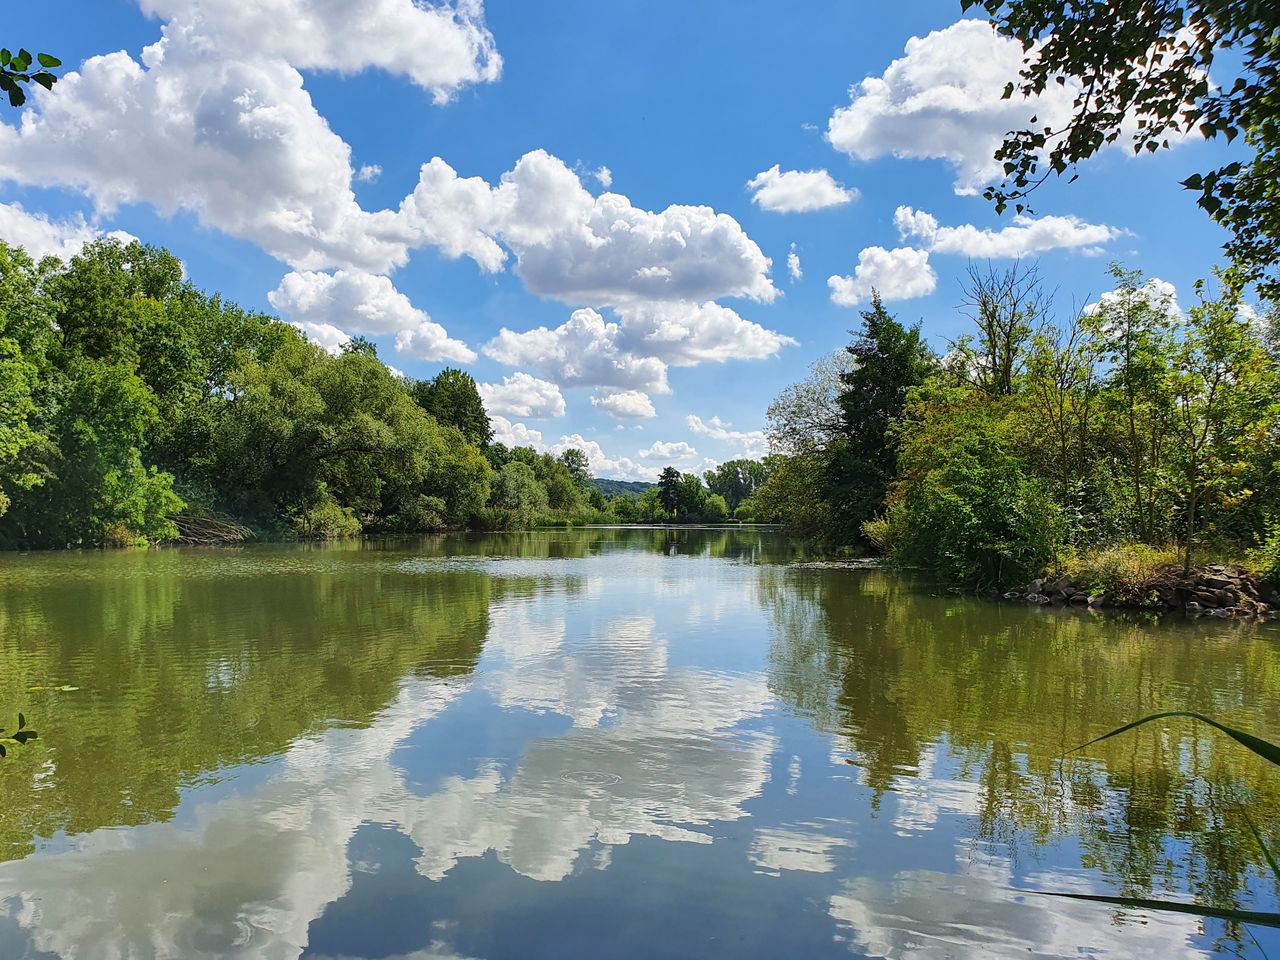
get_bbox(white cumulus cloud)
[268,270,475,363]
[490,416,545,450]
[788,243,802,282]
[478,372,566,420]
[137,0,501,101]
[828,246,936,307]
[894,205,1121,257]
[591,391,656,419]
[483,308,671,396]
[549,435,655,482]
[0,201,137,262]
[828,19,1090,195]
[639,441,698,462]
[746,165,857,213]
[401,150,779,305]
[615,301,796,367]
[686,415,768,459]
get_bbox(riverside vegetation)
[750,262,1280,612]
[0,239,766,549]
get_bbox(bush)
[895,436,1066,589]
[290,494,361,540]
[1247,517,1280,585]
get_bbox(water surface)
[0,529,1277,958]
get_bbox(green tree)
[490,461,549,525]
[411,368,493,447]
[703,459,769,511]
[557,448,591,487]
[964,0,1280,296]
[5,359,184,547]
[657,467,682,515]
[1170,280,1278,571]
[1088,265,1178,543]
[827,293,934,544]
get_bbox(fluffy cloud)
[639,441,698,462]
[686,415,768,459]
[828,246,936,307]
[549,435,655,482]
[490,415,545,449]
[746,165,857,213]
[0,14,481,274]
[615,301,795,367]
[484,308,670,395]
[0,5,770,297]
[0,201,136,261]
[478,372,566,419]
[828,20,1084,195]
[137,0,501,101]
[594,166,613,189]
[489,416,546,449]
[788,243,802,282]
[894,205,1121,257]
[268,270,475,363]
[401,150,779,304]
[1084,277,1181,320]
[591,390,656,419]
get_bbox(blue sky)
[1,0,1244,478]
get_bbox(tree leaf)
[36,53,61,68]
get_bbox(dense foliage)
[0,239,669,546]
[762,263,1280,589]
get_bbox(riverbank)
[1003,562,1280,619]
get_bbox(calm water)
[0,529,1278,959]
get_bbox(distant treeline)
[0,238,773,548]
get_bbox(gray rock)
[1185,601,1202,615]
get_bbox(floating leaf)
[18,713,24,730]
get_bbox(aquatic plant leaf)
[1244,810,1280,882]
[1027,890,1280,927]
[1076,711,1280,766]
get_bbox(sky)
[0,0,1247,480]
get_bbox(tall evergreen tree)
[826,293,933,544]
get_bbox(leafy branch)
[0,48,61,107]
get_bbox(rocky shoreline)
[1003,564,1279,619]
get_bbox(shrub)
[1246,517,1280,585]
[290,494,361,540]
[895,435,1067,588]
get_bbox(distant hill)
[591,478,655,498]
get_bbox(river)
[0,528,1277,958]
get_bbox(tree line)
[756,263,1280,589]
[0,238,782,548]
